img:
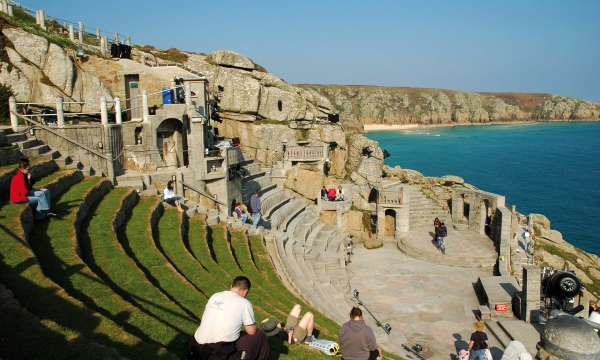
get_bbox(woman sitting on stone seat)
[163,180,183,212]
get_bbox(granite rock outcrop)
[298,85,600,132]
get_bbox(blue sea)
[367,122,600,256]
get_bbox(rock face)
[183,52,334,124]
[298,85,600,132]
[0,24,112,111]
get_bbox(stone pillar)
[9,96,18,131]
[95,28,101,40]
[38,9,46,30]
[175,172,184,196]
[114,97,122,125]
[7,3,12,17]
[68,24,75,41]
[497,207,512,276]
[1,1,8,14]
[126,35,131,46]
[100,96,108,126]
[398,187,410,233]
[114,32,120,44]
[55,97,64,127]
[521,266,541,322]
[336,207,343,229]
[142,90,150,123]
[78,21,84,43]
[100,36,108,56]
[451,192,464,224]
[184,82,193,108]
[376,205,385,242]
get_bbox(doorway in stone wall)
[385,209,396,237]
[125,74,141,120]
[157,118,188,168]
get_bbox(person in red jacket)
[10,158,53,219]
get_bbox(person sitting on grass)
[163,180,183,212]
[190,276,258,360]
[340,307,381,360]
[283,304,315,344]
[9,158,55,219]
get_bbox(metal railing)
[285,145,325,162]
[181,181,225,206]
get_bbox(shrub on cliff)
[0,83,14,124]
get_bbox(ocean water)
[367,122,600,256]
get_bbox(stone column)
[68,24,75,42]
[521,266,541,322]
[55,97,64,127]
[38,9,46,30]
[100,96,108,126]
[1,1,8,14]
[7,3,12,17]
[100,36,108,56]
[114,97,122,125]
[96,28,101,40]
[9,96,18,131]
[114,32,120,44]
[176,172,184,196]
[451,191,464,224]
[398,187,410,233]
[184,82,193,108]
[78,21,84,43]
[142,90,150,123]
[126,35,131,46]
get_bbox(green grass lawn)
[82,188,198,349]
[0,177,136,359]
[29,177,177,359]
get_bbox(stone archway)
[385,209,396,237]
[156,118,188,168]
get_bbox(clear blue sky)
[26,0,600,101]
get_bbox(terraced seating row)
[242,173,277,203]
[0,171,173,359]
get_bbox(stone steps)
[485,320,511,348]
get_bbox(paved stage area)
[348,242,503,359]
[397,225,498,270]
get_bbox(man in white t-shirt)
[190,276,257,360]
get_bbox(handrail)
[181,181,225,206]
[15,113,110,160]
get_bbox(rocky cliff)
[298,84,600,132]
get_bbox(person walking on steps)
[467,321,492,360]
[250,191,261,228]
[437,222,448,254]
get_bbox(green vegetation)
[83,188,198,336]
[29,177,176,359]
[538,242,579,265]
[0,177,138,359]
[1,10,100,56]
[123,196,204,318]
[154,48,189,63]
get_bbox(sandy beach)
[363,119,599,132]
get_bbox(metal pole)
[55,97,64,127]
[9,96,18,131]
[114,97,122,125]
[100,96,108,126]
[142,90,150,123]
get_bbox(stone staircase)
[0,128,100,177]
[238,165,354,325]
[407,185,451,229]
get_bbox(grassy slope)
[29,177,177,359]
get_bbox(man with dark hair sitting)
[190,276,258,360]
[10,158,55,219]
[340,307,381,360]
